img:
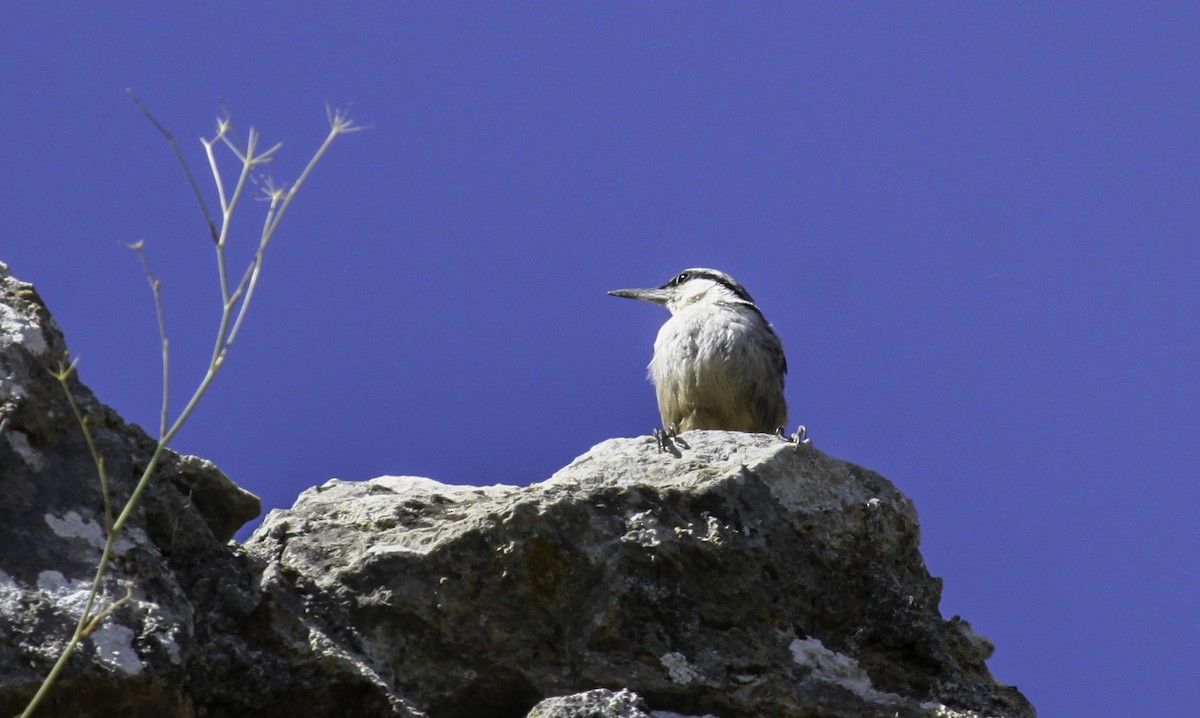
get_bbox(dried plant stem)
[19,95,358,718]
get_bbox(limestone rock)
[0,262,419,718]
[526,688,652,718]
[247,434,1033,718]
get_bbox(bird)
[608,268,789,438]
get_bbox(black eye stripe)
[663,269,755,304]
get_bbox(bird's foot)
[790,424,810,451]
[653,426,683,456]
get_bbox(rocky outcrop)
[245,434,1031,718]
[0,262,1033,717]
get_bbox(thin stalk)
[226,121,346,346]
[20,366,121,718]
[20,99,358,718]
[130,242,170,440]
[18,538,116,718]
[203,133,231,235]
[127,89,219,244]
[22,322,227,718]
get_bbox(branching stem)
[20,94,358,718]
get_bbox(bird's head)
[608,268,756,315]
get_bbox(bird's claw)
[791,424,810,451]
[653,426,683,456]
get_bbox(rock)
[0,260,1034,717]
[526,688,652,718]
[246,434,1034,718]
[0,262,420,718]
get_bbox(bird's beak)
[608,287,670,306]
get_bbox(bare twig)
[128,241,170,440]
[19,95,359,718]
[50,359,112,530]
[127,89,220,244]
[24,363,119,718]
[81,582,135,638]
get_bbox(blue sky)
[3,4,1197,716]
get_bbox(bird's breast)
[646,303,787,433]
[650,305,775,381]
